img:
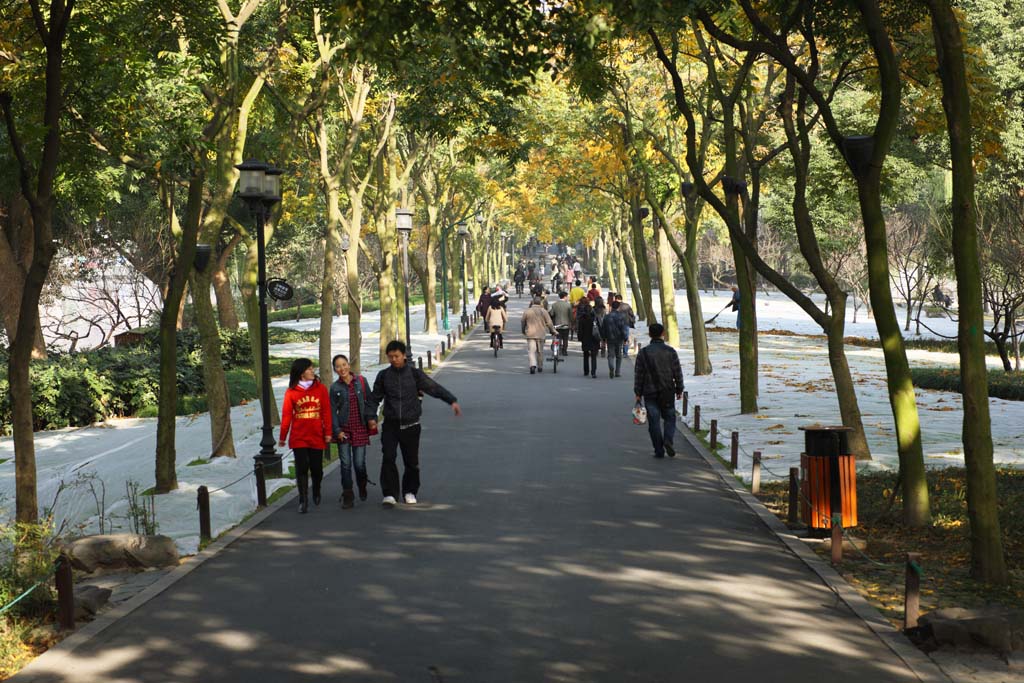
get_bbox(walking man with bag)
[633,323,684,459]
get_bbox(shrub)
[911,367,1024,401]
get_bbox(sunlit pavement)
[15,297,920,682]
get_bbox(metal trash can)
[799,425,857,533]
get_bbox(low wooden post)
[730,432,739,470]
[55,555,74,630]
[458,324,463,337]
[693,405,701,432]
[198,485,212,544]
[255,462,267,508]
[904,553,921,630]
[682,391,688,416]
[788,467,800,524]
[427,350,433,368]
[447,333,452,348]
[418,357,423,371]
[831,514,843,565]
[441,341,447,357]
[709,420,718,449]
[751,451,762,494]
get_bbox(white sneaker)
[382,496,397,508]
[403,493,418,505]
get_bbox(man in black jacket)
[366,340,462,507]
[633,323,684,458]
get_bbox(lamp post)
[440,223,450,331]
[235,158,283,477]
[396,208,413,356]
[458,221,470,327]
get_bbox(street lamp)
[396,208,413,356]
[235,158,284,477]
[458,221,470,327]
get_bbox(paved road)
[23,298,918,682]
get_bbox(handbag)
[632,401,648,425]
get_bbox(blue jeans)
[644,395,677,457]
[337,442,367,490]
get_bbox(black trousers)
[582,348,599,376]
[381,422,421,498]
[293,448,324,498]
[556,326,570,355]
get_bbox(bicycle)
[514,281,524,297]
[490,325,503,358]
[549,334,562,373]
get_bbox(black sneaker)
[653,453,665,459]
[665,443,675,458]
[530,366,536,374]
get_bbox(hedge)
[911,367,1024,401]
[267,294,427,322]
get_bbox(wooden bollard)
[427,350,432,368]
[710,420,718,449]
[682,391,688,416]
[831,514,843,565]
[441,341,446,356]
[730,431,739,470]
[418,357,423,371]
[55,555,74,630]
[458,324,463,336]
[693,405,701,432]
[788,467,799,524]
[447,333,452,348]
[198,485,212,544]
[904,553,921,631]
[751,451,762,494]
[255,462,267,507]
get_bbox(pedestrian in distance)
[633,323,684,458]
[366,340,462,508]
[549,290,573,356]
[729,285,740,329]
[521,296,555,374]
[615,293,636,358]
[569,279,587,307]
[601,300,630,378]
[486,299,508,349]
[279,358,332,514]
[330,354,374,509]
[594,295,607,356]
[476,287,492,319]
[576,297,602,378]
[586,281,601,302]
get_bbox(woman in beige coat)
[486,299,508,349]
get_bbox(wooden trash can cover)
[799,425,858,530]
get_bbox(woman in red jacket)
[278,358,331,514]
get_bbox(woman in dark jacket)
[576,300,602,378]
[330,354,374,509]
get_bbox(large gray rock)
[73,585,112,620]
[919,607,1021,655]
[64,534,179,573]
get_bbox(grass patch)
[266,327,319,344]
[755,468,1024,625]
[911,367,1024,401]
[267,484,295,505]
[187,459,209,467]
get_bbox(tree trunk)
[189,268,236,457]
[155,174,205,492]
[826,305,872,459]
[927,0,1007,580]
[630,199,656,325]
[681,243,712,375]
[0,196,47,358]
[423,235,438,334]
[211,262,239,330]
[344,222,363,373]
[655,220,680,347]
[621,227,645,321]
[320,202,342,381]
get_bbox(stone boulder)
[63,534,179,573]
[917,607,1024,656]
[73,585,112,621]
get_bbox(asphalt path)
[23,296,918,682]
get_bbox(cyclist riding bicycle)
[486,300,507,350]
[549,290,573,357]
